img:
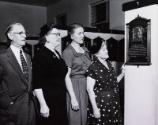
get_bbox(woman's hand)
[93,108,101,119]
[121,64,125,76]
[117,64,125,82]
[40,104,50,118]
[65,67,79,111]
[71,97,79,111]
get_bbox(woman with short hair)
[63,23,91,125]
[86,37,125,125]
[33,23,68,125]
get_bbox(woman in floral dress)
[86,37,125,125]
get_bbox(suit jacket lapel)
[7,48,29,89]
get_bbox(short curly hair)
[39,23,61,45]
[89,37,105,54]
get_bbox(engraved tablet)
[126,15,151,65]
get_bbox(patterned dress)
[86,56,123,125]
[63,45,91,125]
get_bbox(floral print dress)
[86,56,123,125]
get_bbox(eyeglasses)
[49,33,61,37]
[12,31,27,36]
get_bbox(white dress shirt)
[10,45,27,70]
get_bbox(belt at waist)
[71,74,86,78]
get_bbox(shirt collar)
[10,44,21,53]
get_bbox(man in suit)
[0,23,35,125]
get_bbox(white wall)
[124,5,158,125]
[110,0,133,30]
[0,1,47,42]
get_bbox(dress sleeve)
[86,64,97,80]
[32,54,46,89]
[62,48,73,68]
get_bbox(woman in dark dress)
[33,24,68,125]
[86,37,125,125]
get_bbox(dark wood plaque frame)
[126,15,151,66]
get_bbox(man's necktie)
[20,50,29,81]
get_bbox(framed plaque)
[126,15,151,66]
